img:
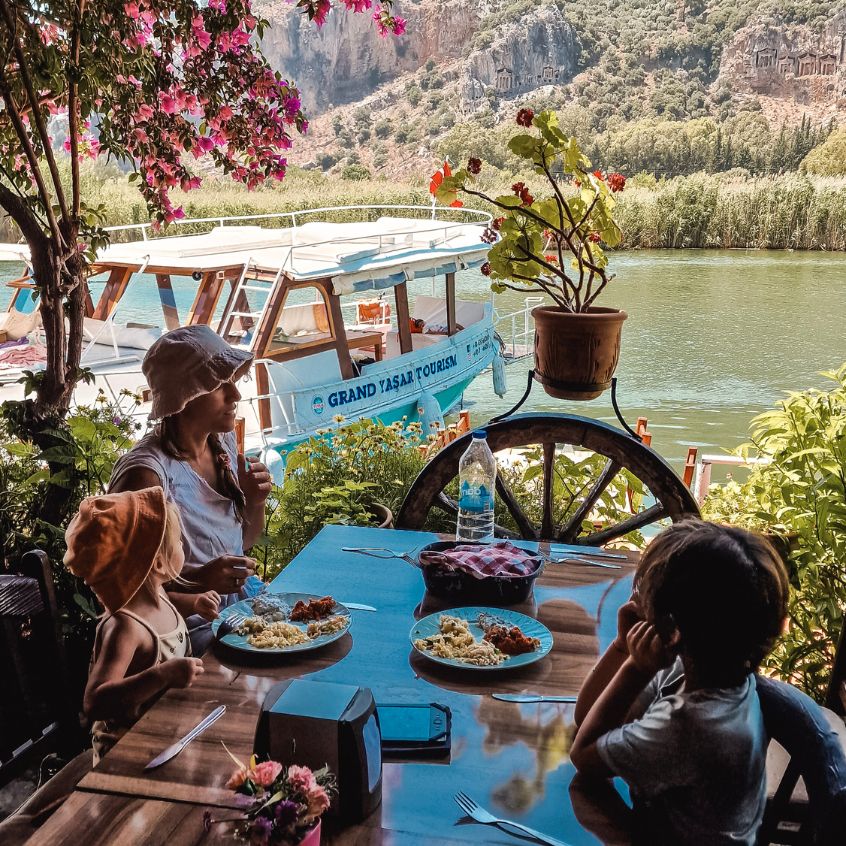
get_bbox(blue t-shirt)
[597,659,767,845]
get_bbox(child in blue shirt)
[571,520,789,845]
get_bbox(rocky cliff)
[255,0,481,111]
[717,11,846,113]
[255,1,579,114]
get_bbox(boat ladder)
[217,261,283,343]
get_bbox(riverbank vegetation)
[5,160,845,252]
[702,364,846,702]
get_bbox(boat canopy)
[95,217,488,295]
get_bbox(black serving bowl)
[417,541,544,606]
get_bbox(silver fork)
[216,612,247,639]
[454,792,573,846]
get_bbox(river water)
[4,249,845,474]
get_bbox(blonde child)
[64,486,213,762]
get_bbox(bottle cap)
[472,429,487,439]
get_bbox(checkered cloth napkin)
[419,541,542,580]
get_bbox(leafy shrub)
[256,419,430,579]
[341,163,372,181]
[702,364,846,701]
[374,120,392,139]
[1,390,141,639]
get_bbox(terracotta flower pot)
[531,305,628,401]
[298,820,321,846]
[371,503,394,529]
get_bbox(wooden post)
[255,361,272,435]
[326,282,355,380]
[187,270,227,326]
[635,416,652,447]
[92,266,134,319]
[155,274,181,330]
[394,281,412,354]
[445,272,457,336]
[683,447,698,489]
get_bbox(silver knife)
[341,602,377,612]
[492,693,578,704]
[144,705,226,770]
[548,546,628,560]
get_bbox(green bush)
[341,163,372,181]
[702,364,846,701]
[255,419,430,579]
[1,390,141,638]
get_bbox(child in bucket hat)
[65,487,207,762]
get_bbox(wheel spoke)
[495,475,537,539]
[541,442,555,540]
[558,459,622,543]
[580,503,668,546]
[434,491,458,515]
[435,491,518,539]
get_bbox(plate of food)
[212,592,351,654]
[409,607,553,670]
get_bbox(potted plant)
[206,754,336,845]
[433,108,628,400]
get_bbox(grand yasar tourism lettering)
[325,352,459,408]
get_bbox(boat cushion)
[0,307,40,340]
[83,317,162,350]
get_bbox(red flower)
[480,262,492,276]
[511,181,526,195]
[544,254,558,264]
[520,190,533,206]
[516,108,534,127]
[588,232,601,243]
[608,172,626,192]
[481,227,497,244]
[492,216,504,231]
[573,178,581,188]
[467,157,482,175]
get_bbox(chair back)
[756,675,846,845]
[0,550,80,786]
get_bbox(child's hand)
[614,598,642,653]
[626,621,675,676]
[163,657,205,689]
[194,591,221,622]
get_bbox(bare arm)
[571,622,672,778]
[111,465,255,593]
[238,454,272,551]
[83,616,178,721]
[575,599,641,726]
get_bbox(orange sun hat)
[64,487,169,614]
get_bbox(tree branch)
[0,0,70,233]
[69,0,86,220]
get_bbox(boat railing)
[493,296,543,361]
[102,204,493,243]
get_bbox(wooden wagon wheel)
[396,412,700,545]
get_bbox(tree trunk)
[6,238,88,530]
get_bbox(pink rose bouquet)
[207,749,336,845]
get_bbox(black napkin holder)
[254,678,382,823]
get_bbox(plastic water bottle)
[456,430,496,542]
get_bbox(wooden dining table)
[26,525,638,846]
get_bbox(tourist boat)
[0,207,507,463]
